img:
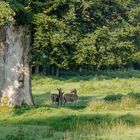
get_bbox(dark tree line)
[32,0,140,76]
[1,0,140,76]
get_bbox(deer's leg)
[63,98,66,106]
[60,99,62,106]
[73,99,77,106]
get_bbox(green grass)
[1,70,140,139]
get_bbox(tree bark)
[34,65,40,75]
[42,64,47,76]
[56,67,59,77]
[0,24,34,107]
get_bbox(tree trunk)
[46,62,51,75]
[0,24,34,107]
[42,64,47,76]
[34,65,40,75]
[56,67,59,77]
[51,65,55,76]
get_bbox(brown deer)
[63,89,78,105]
[51,88,64,106]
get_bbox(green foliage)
[4,0,33,25]
[3,126,36,140]
[0,1,14,26]
[33,11,77,69]
[31,0,140,72]
[1,70,140,139]
[1,0,139,72]
[104,94,124,102]
[76,26,136,69]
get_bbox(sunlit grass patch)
[0,105,10,112]
[1,70,140,139]
[87,96,138,111]
[128,92,140,103]
[32,70,140,96]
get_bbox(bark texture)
[0,25,34,107]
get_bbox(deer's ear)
[57,88,62,91]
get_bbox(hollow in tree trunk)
[0,24,34,107]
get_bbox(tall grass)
[2,115,140,140]
[87,96,138,111]
[32,69,140,95]
[1,70,140,139]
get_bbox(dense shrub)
[117,114,138,126]
[104,94,124,102]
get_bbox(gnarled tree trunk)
[0,24,34,107]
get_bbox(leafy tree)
[2,0,139,75]
[0,1,14,26]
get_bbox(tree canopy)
[0,0,140,74]
[0,1,14,26]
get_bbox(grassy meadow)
[0,70,140,139]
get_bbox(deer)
[63,89,78,105]
[51,88,64,106]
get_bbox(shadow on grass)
[12,92,140,116]
[34,70,140,82]
[11,93,96,116]
[34,93,96,110]
[44,113,140,131]
[62,95,96,110]
[4,113,140,132]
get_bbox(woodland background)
[1,0,140,76]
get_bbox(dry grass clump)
[120,96,137,109]
[87,96,137,111]
[0,106,10,112]
[53,121,131,140]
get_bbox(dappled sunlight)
[0,109,140,140]
[1,71,140,139]
[1,91,140,139]
[32,71,140,96]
